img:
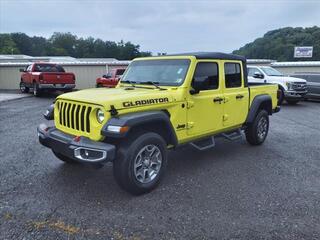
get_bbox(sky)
[0,0,319,55]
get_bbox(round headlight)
[96,109,105,123]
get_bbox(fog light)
[74,147,107,162]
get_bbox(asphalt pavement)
[0,95,319,240]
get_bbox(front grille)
[56,101,92,133]
[292,82,307,91]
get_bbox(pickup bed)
[20,63,76,96]
[38,52,280,195]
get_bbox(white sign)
[294,46,313,58]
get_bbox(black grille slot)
[75,105,81,130]
[86,107,92,132]
[80,106,86,131]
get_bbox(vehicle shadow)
[49,138,248,203]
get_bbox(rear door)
[187,61,224,136]
[222,61,249,127]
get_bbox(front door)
[222,61,249,127]
[187,61,224,136]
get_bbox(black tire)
[33,82,41,97]
[286,99,299,105]
[19,82,29,93]
[277,87,284,105]
[245,110,269,145]
[96,84,102,88]
[113,132,168,195]
[52,150,78,164]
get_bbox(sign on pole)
[294,46,313,58]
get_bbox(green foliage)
[233,26,320,61]
[0,32,152,60]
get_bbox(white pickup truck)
[248,66,307,105]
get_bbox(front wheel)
[277,88,284,105]
[245,110,269,145]
[113,132,167,195]
[20,82,29,93]
[286,99,299,105]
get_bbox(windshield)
[34,64,65,73]
[121,59,190,86]
[260,67,284,76]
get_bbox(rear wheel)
[286,99,299,105]
[113,132,167,195]
[52,150,78,164]
[245,110,269,145]
[277,87,284,105]
[20,82,29,93]
[96,83,102,88]
[33,82,41,97]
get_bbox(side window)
[116,69,125,77]
[248,67,262,77]
[192,62,219,91]
[225,63,242,88]
[27,65,32,72]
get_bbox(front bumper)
[284,90,307,99]
[37,124,116,164]
[39,84,75,90]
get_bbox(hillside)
[233,26,320,61]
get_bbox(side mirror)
[19,68,25,72]
[190,77,203,95]
[253,72,264,79]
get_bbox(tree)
[0,32,151,59]
[0,34,20,54]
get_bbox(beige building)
[271,61,320,75]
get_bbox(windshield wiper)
[139,81,166,90]
[121,80,136,87]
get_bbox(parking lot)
[0,96,320,239]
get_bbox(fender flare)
[245,95,272,124]
[101,110,178,146]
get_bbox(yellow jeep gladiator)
[38,52,280,195]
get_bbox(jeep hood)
[58,87,174,110]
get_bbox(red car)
[96,67,126,88]
[19,63,76,96]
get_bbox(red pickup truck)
[19,63,76,96]
[96,67,126,88]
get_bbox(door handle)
[236,94,244,99]
[213,97,224,103]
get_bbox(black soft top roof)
[167,52,246,62]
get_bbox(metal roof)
[272,61,320,67]
[0,60,131,67]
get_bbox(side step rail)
[221,129,244,141]
[190,136,215,151]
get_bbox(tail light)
[39,74,43,82]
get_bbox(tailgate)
[42,73,75,84]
